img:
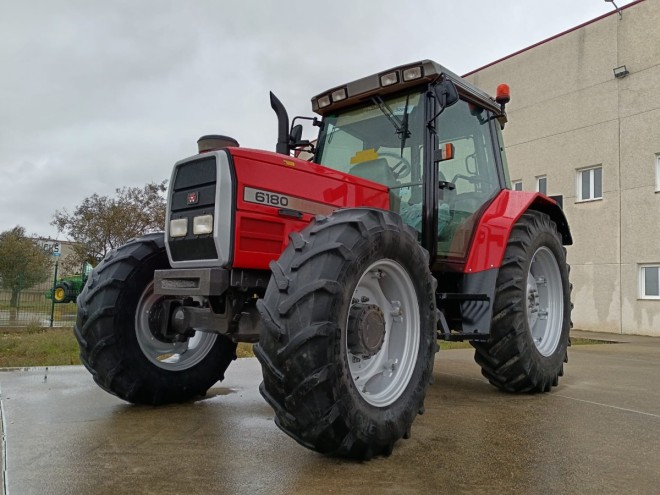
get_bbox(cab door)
[433,99,503,262]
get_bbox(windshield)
[315,89,426,234]
[316,90,424,182]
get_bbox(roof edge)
[462,0,646,77]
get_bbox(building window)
[640,265,660,299]
[536,176,547,195]
[512,180,523,191]
[577,166,602,201]
[656,154,660,192]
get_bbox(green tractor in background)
[46,263,93,304]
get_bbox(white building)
[464,0,660,336]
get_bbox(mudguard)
[464,190,572,274]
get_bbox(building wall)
[465,0,660,335]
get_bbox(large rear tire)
[472,210,571,393]
[75,233,237,405]
[53,284,68,303]
[254,209,437,460]
[53,282,74,303]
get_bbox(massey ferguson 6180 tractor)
[75,60,572,460]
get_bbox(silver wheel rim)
[526,246,563,357]
[135,281,217,370]
[346,259,420,407]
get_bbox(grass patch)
[0,328,611,369]
[437,337,610,350]
[0,326,81,368]
[0,301,77,312]
[0,327,257,368]
[572,337,613,345]
[439,341,472,350]
[237,343,254,358]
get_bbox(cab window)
[436,99,500,259]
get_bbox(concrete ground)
[1,330,659,495]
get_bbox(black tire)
[254,208,437,460]
[472,210,571,393]
[74,233,237,405]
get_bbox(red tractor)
[75,60,572,460]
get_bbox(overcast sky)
[0,0,635,239]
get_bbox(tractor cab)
[309,60,510,268]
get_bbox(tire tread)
[471,210,572,393]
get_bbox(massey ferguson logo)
[187,191,199,205]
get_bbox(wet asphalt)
[1,330,659,495]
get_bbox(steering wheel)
[451,174,492,187]
[377,152,412,180]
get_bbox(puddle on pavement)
[202,387,239,398]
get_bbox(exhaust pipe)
[270,92,290,156]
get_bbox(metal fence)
[0,257,79,328]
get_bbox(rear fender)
[464,190,572,274]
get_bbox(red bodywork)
[228,148,568,275]
[229,148,389,269]
[464,190,568,273]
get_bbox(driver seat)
[349,158,401,211]
[349,158,399,188]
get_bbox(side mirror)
[429,80,459,126]
[435,80,459,109]
[289,122,312,149]
[290,124,303,145]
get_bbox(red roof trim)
[462,0,646,77]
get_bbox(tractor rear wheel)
[53,282,73,303]
[254,208,437,460]
[53,284,68,303]
[75,233,237,405]
[472,210,571,393]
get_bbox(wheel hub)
[347,304,386,358]
[146,298,178,343]
[526,247,564,357]
[527,276,540,329]
[135,282,219,371]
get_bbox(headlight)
[380,71,399,87]
[331,88,347,102]
[170,218,188,237]
[193,214,214,235]
[402,66,423,81]
[317,94,331,108]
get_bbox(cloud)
[0,0,626,238]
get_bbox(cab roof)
[311,59,503,117]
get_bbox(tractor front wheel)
[472,210,571,393]
[75,233,237,405]
[254,208,437,460]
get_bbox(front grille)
[169,156,219,262]
[174,157,217,190]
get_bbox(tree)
[0,226,52,321]
[52,181,167,270]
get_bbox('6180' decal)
[243,187,335,216]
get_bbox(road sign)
[38,240,62,257]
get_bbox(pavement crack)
[552,394,660,419]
